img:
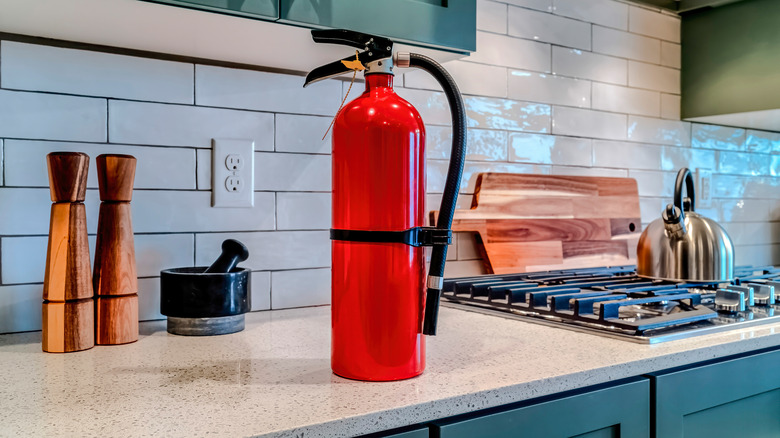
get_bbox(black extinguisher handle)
[403,53,467,336]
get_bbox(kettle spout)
[662,203,686,239]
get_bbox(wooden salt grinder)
[94,154,139,345]
[43,152,95,353]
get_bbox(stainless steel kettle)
[637,168,734,282]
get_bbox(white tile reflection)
[427,126,508,162]
[746,130,780,154]
[465,96,551,132]
[427,160,550,193]
[509,133,591,166]
[692,124,746,151]
[628,116,690,146]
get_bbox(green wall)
[682,0,780,118]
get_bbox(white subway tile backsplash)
[3,140,195,190]
[428,126,508,161]
[720,199,770,223]
[660,42,681,69]
[593,26,660,64]
[627,116,690,146]
[629,169,676,197]
[593,140,662,170]
[628,61,680,94]
[660,94,681,120]
[4,0,780,334]
[478,0,508,33]
[660,146,716,172]
[255,152,330,192]
[465,96,551,132]
[746,130,780,154]
[133,191,275,233]
[271,268,330,309]
[718,151,770,176]
[509,133,592,166]
[277,192,331,230]
[137,278,163,321]
[467,32,551,73]
[250,271,272,311]
[196,65,341,116]
[723,222,774,246]
[1,41,193,104]
[629,6,681,43]
[592,83,660,117]
[508,6,591,50]
[552,48,627,85]
[195,231,329,271]
[551,166,627,177]
[0,188,99,236]
[1,233,193,285]
[276,114,331,154]
[196,149,211,190]
[552,107,627,140]
[508,70,590,107]
[692,124,746,151]
[553,0,628,30]
[639,197,664,224]
[406,61,507,98]
[395,88,451,126]
[0,90,106,142]
[109,100,274,150]
[0,284,42,333]
[428,160,550,193]
[500,0,551,12]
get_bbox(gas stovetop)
[441,266,780,344]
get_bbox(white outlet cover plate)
[696,168,713,209]
[212,138,254,208]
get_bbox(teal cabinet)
[143,0,278,20]
[279,0,476,53]
[429,378,650,438]
[650,347,780,438]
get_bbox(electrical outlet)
[212,139,254,208]
[696,168,712,208]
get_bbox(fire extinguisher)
[304,29,466,381]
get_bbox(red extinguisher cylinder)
[331,74,427,381]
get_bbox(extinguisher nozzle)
[422,287,442,336]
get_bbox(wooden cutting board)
[432,173,642,274]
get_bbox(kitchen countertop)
[2,305,780,437]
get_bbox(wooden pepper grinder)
[93,154,139,345]
[43,152,95,353]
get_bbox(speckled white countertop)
[2,305,780,437]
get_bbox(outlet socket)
[212,139,254,208]
[696,168,713,208]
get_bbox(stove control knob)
[715,289,745,313]
[730,285,754,306]
[747,283,775,306]
[767,281,780,302]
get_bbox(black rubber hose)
[409,53,467,335]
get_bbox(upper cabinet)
[143,0,475,54]
[681,0,780,131]
[279,0,476,54]
[144,0,279,20]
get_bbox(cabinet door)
[430,378,650,438]
[650,347,780,438]
[279,0,475,53]
[143,0,279,20]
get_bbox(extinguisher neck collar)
[364,73,394,91]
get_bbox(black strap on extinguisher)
[330,227,452,247]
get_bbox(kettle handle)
[673,168,695,213]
